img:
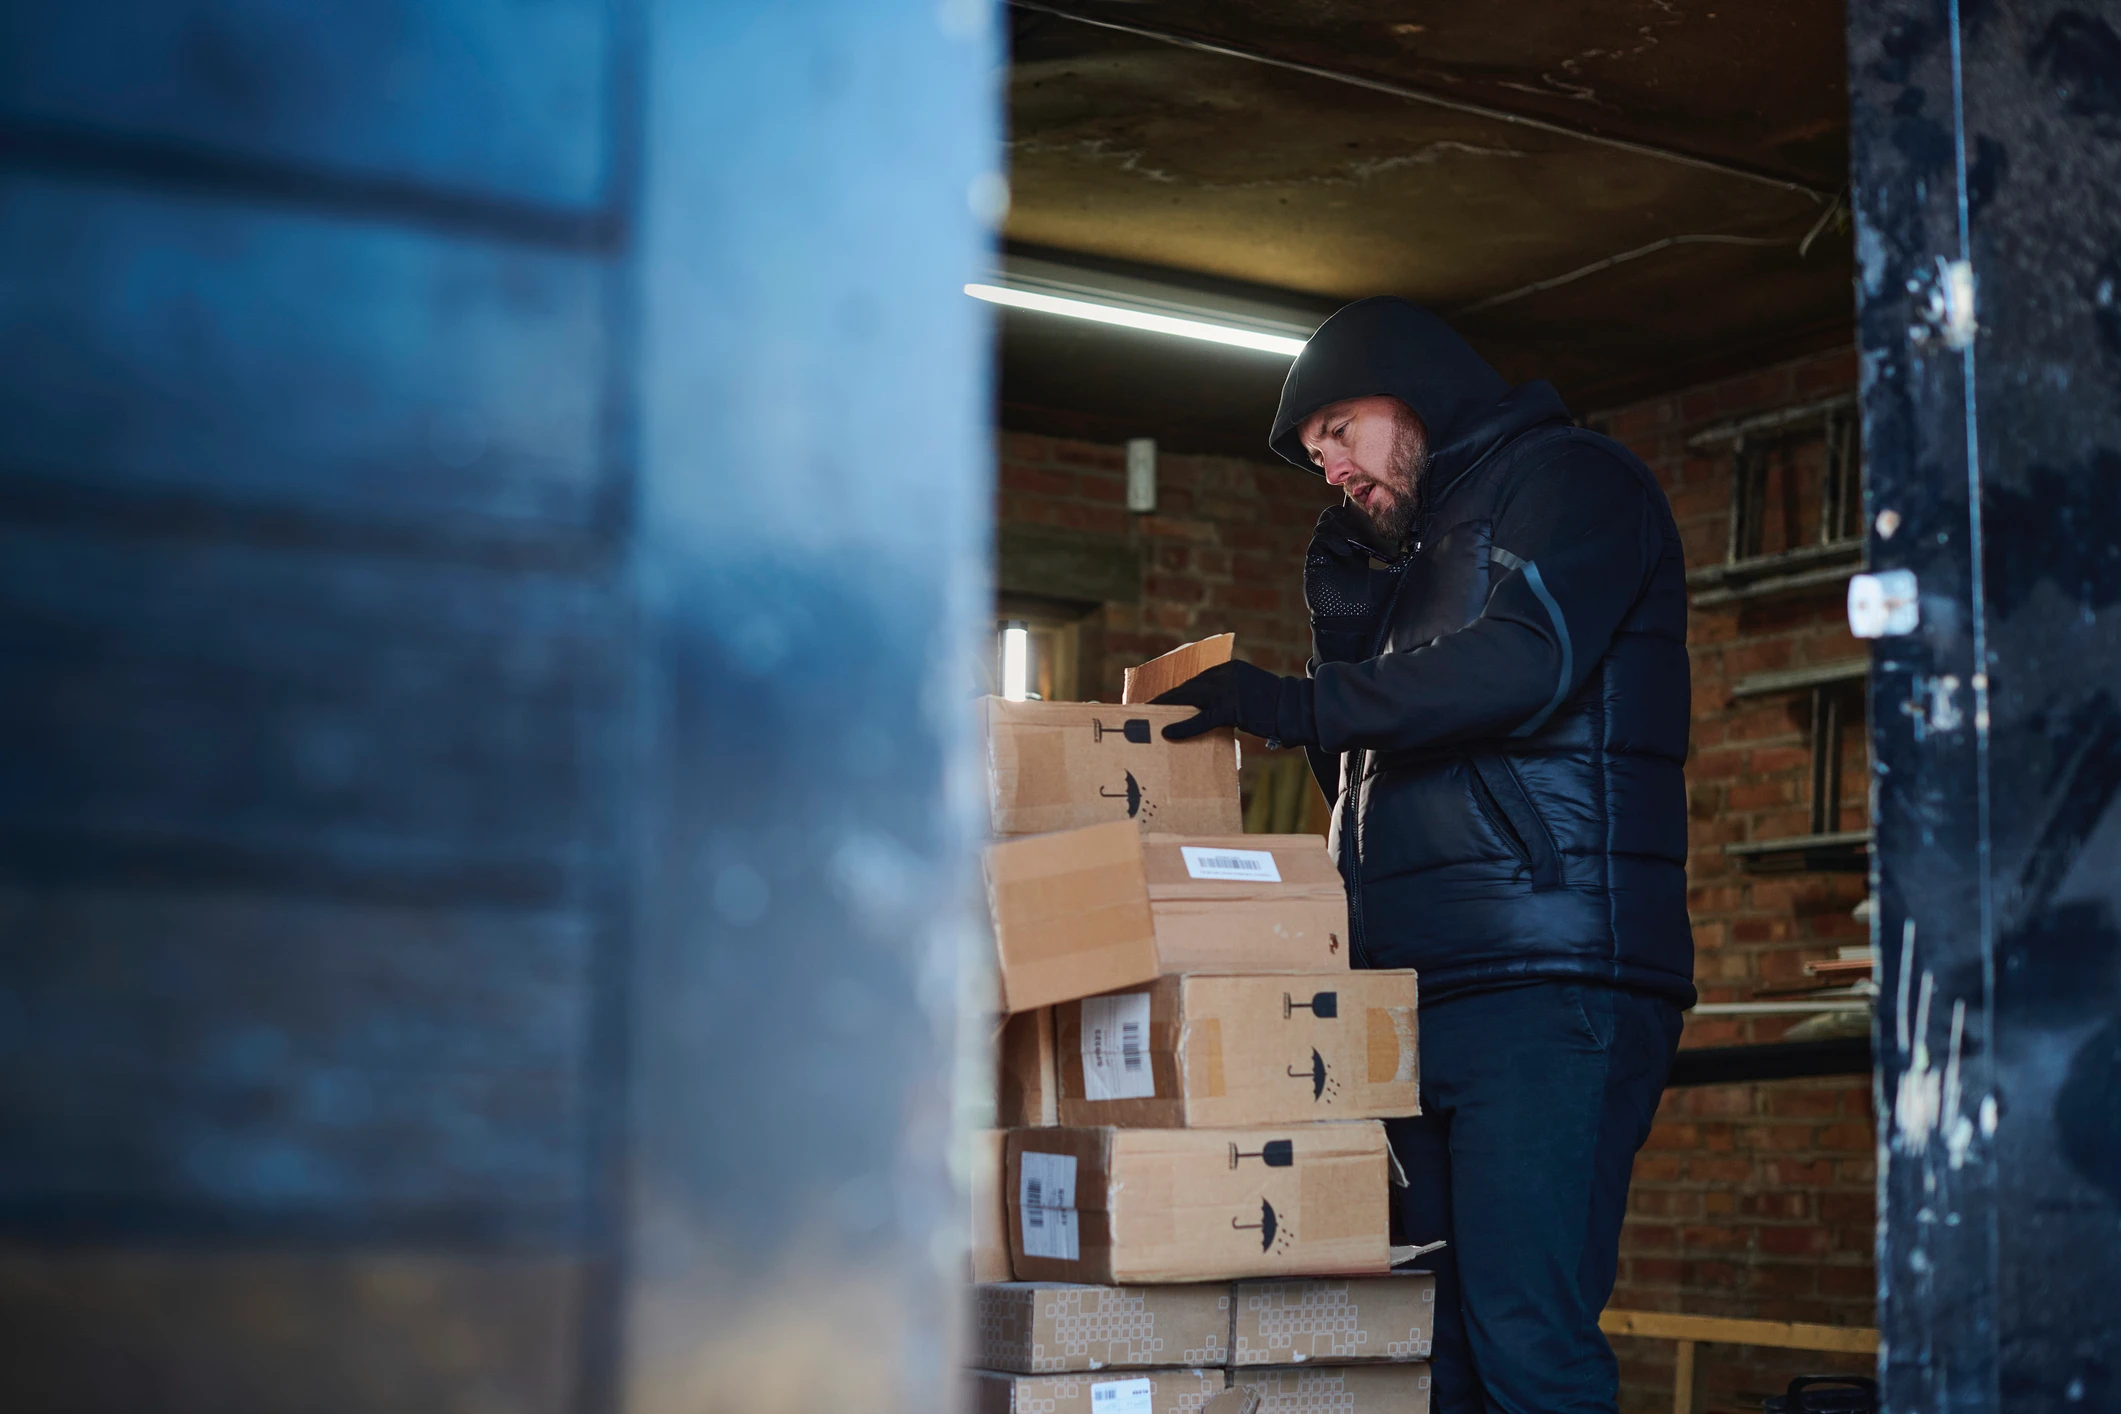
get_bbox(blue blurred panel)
[0,525,625,906]
[0,175,610,536]
[0,888,597,1236]
[0,0,611,208]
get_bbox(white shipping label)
[1180,845,1282,883]
[1019,1151,1079,1261]
[1090,1377,1155,1414]
[1081,992,1156,1101]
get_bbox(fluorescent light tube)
[966,282,1309,357]
[1001,622,1030,701]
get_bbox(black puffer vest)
[1332,422,1697,1006]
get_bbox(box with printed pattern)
[1229,1362,1433,1413]
[1230,1272,1437,1366]
[967,1367,1226,1414]
[972,1280,1231,1374]
[1054,972,1420,1128]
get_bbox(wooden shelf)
[1723,829,1872,872]
[1688,539,1865,608]
[1730,658,1868,698]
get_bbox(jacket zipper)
[1339,548,1419,972]
[1339,751,1372,968]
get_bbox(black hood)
[1270,296,1570,497]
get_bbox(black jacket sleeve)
[1310,447,1663,755]
[1301,660,1340,809]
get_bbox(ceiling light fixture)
[966,254,1317,358]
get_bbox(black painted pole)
[0,3,998,1410]
[1849,1,2121,1410]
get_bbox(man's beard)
[1346,419,1428,548]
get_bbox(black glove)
[1305,505,1399,666]
[1152,660,1317,747]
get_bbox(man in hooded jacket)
[1154,298,1695,1414]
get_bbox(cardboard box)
[1124,633,1235,704]
[972,1281,1231,1373]
[997,1008,1060,1127]
[969,1369,1226,1414]
[1054,973,1421,1128]
[1230,1272,1437,1366]
[971,1128,1012,1283]
[982,698,1242,838]
[987,827,1348,1014]
[1228,1363,1432,1414]
[1006,1123,1392,1284]
[985,821,1162,1013]
[1142,833,1348,973]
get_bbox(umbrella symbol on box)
[1232,1198,1280,1251]
[1228,1139,1294,1170]
[1092,718,1153,745]
[1283,991,1338,1019]
[1100,770,1144,817]
[1289,1048,1328,1100]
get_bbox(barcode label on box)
[1019,1151,1078,1261]
[1081,992,1155,1101]
[1090,1376,1154,1414]
[1180,845,1281,883]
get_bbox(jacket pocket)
[1467,756,1563,890]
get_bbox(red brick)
[1075,471,1128,503]
[1816,1122,1874,1152]
[1143,574,1206,603]
[1747,745,1814,775]
[1820,1192,1875,1223]
[1212,582,1283,613]
[1764,1088,1845,1119]
[1728,781,1794,811]
[1053,442,1124,471]
[1641,1123,1701,1151]
[1689,1157,1753,1185]
[1678,1224,1745,1251]
[1047,502,1129,536]
[1138,515,1217,543]
[1000,431,1054,462]
[1002,462,1075,497]
[1818,1265,1877,1300]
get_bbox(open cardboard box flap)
[1123,633,1234,704]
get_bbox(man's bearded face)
[1299,396,1430,546]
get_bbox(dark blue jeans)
[1389,982,1683,1414]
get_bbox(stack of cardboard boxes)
[968,637,1435,1414]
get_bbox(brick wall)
[997,431,1338,698]
[994,343,1878,1413]
[1590,349,1877,1414]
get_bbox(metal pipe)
[1009,0,1837,203]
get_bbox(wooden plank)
[1601,1309,1879,1354]
[1672,1339,1695,1414]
